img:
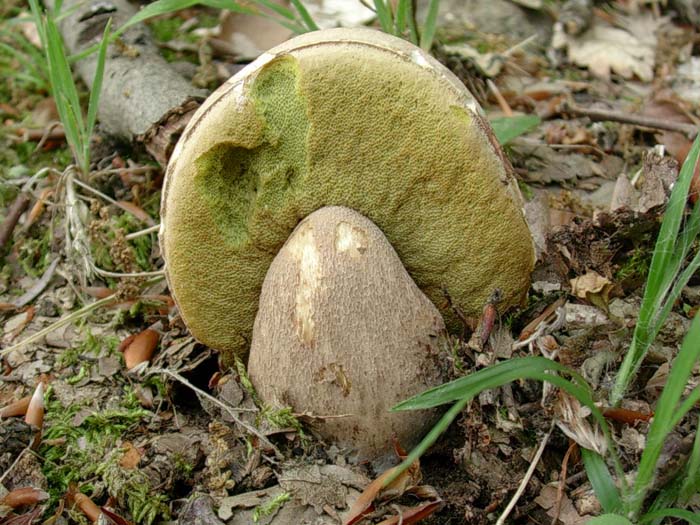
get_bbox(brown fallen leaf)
[344,440,422,525]
[118,442,143,469]
[375,500,444,525]
[25,188,53,229]
[115,200,154,225]
[1,487,49,508]
[122,328,159,370]
[603,407,653,424]
[0,395,31,418]
[68,489,102,524]
[570,270,614,310]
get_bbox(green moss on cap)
[161,28,535,359]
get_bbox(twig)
[13,258,60,308]
[91,165,159,177]
[496,422,554,525]
[0,445,31,485]
[125,224,160,240]
[563,103,699,138]
[72,177,153,224]
[33,122,65,151]
[0,294,118,357]
[487,79,513,117]
[147,367,284,460]
[0,193,31,249]
[552,441,577,525]
[92,267,165,278]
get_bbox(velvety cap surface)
[161,28,534,358]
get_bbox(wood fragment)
[563,102,699,138]
[0,193,31,249]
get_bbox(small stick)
[496,423,554,525]
[488,79,513,117]
[563,103,699,138]
[125,224,160,240]
[0,445,30,485]
[552,441,577,525]
[148,367,284,460]
[0,193,31,249]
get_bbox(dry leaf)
[118,442,143,469]
[554,392,607,455]
[535,484,591,525]
[122,328,159,370]
[570,270,613,308]
[344,441,421,525]
[0,487,49,508]
[213,6,293,61]
[552,14,665,81]
[25,382,44,430]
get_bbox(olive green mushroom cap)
[160,27,535,360]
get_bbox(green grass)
[392,135,700,523]
[28,0,110,176]
[491,115,541,145]
[611,135,700,404]
[372,0,440,50]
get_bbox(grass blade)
[419,0,440,50]
[640,509,700,524]
[490,115,541,145]
[679,417,700,502]
[611,134,700,404]
[289,0,318,31]
[629,314,700,516]
[394,0,409,34]
[373,0,393,34]
[393,357,581,411]
[406,0,419,45]
[84,18,111,173]
[390,358,624,494]
[581,448,623,513]
[587,516,634,525]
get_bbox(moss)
[162,29,534,359]
[17,226,51,277]
[253,491,291,522]
[40,388,167,524]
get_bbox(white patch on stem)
[287,224,321,346]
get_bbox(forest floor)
[1,1,700,524]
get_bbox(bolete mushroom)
[247,206,447,461]
[160,28,535,361]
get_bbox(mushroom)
[160,28,535,361]
[248,206,447,461]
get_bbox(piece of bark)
[48,0,207,165]
[0,193,31,249]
